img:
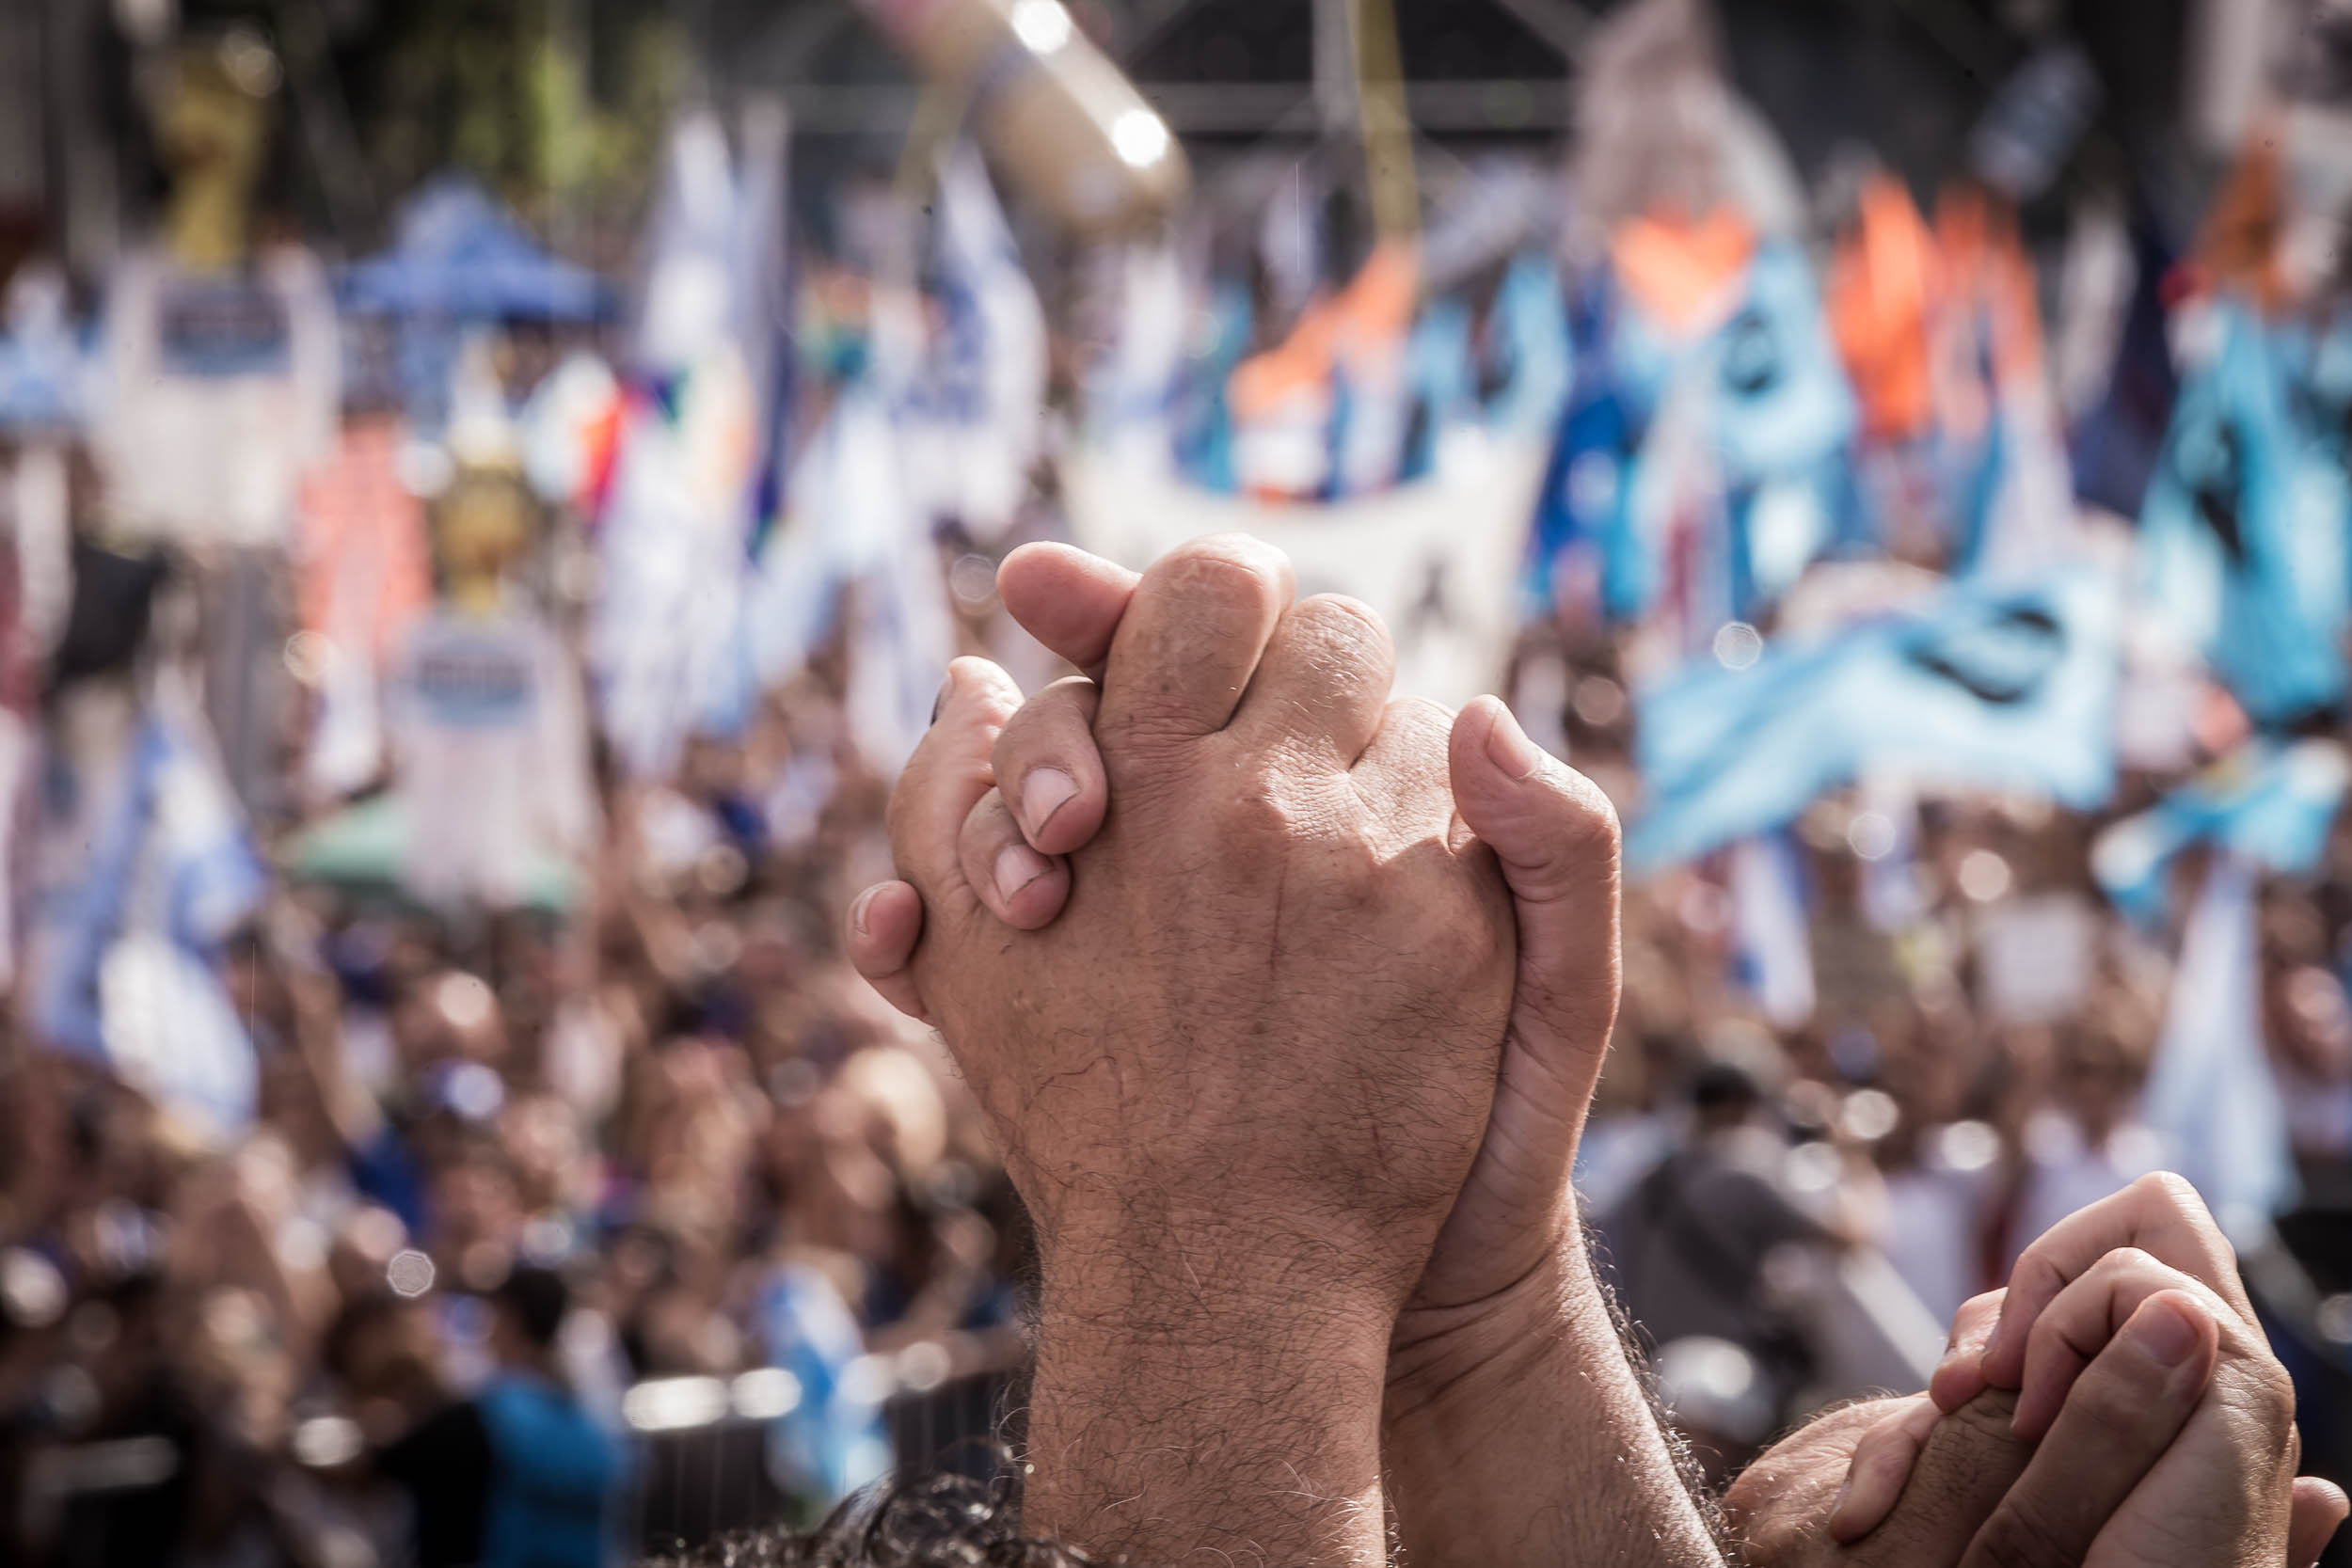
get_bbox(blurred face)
[2056,1044,2138,1140]
[429,1153,522,1260]
[341,1303,438,1403]
[501,1097,585,1213]
[2274,963,2352,1080]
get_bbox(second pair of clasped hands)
[844,532,2346,1568]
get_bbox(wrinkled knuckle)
[1291,594,1393,660]
[1385,694,1454,736]
[1154,536,1287,606]
[2133,1169,2205,1219]
[2243,1353,2297,1433]
[945,656,1018,723]
[1220,774,1300,846]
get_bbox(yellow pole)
[1353,0,1419,245]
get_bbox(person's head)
[426,1132,523,1283]
[2052,1021,2144,1144]
[489,1264,570,1369]
[1690,1058,1763,1133]
[324,1291,443,1411]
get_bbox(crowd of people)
[0,642,1045,1564]
[0,0,2349,1563]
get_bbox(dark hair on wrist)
[641,1470,1104,1568]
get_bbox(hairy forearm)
[1383,1230,1724,1568]
[1025,1218,1403,1567]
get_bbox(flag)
[2141,853,2296,1244]
[1229,242,1421,500]
[1628,572,2121,870]
[1173,280,1251,494]
[1556,230,1853,640]
[1087,242,1190,475]
[748,287,953,778]
[29,701,266,1141]
[756,1263,892,1503]
[1729,832,1815,1025]
[1483,250,1574,438]
[2092,738,2348,926]
[593,109,782,777]
[2140,295,2351,726]
[1401,297,1473,480]
[913,144,1046,541]
[2069,214,2180,518]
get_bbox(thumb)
[1448,696,1623,1094]
[2291,1477,2348,1568]
[998,543,1140,679]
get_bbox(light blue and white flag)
[2141,297,2352,726]
[1729,832,1815,1025]
[2142,853,2297,1245]
[2092,738,2349,926]
[31,705,266,1140]
[1629,573,2121,870]
[755,1262,892,1504]
[1483,251,1574,438]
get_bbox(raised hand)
[872,535,1518,1565]
[850,539,1715,1568]
[1816,1176,2345,1567]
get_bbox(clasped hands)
[847,534,2343,1567]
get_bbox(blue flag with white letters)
[1629,573,2121,870]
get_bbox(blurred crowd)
[0,656,1042,1566]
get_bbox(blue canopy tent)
[342,179,613,431]
[342,177,612,323]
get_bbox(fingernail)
[1826,1472,1860,1538]
[1482,703,1547,781]
[850,886,876,938]
[930,672,954,726]
[2128,1297,2201,1368]
[1021,768,1079,836]
[993,843,1050,903]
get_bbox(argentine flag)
[1629,573,2120,870]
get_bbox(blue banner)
[1629,573,2121,870]
[2140,297,2351,725]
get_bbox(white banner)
[1057,436,1549,710]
